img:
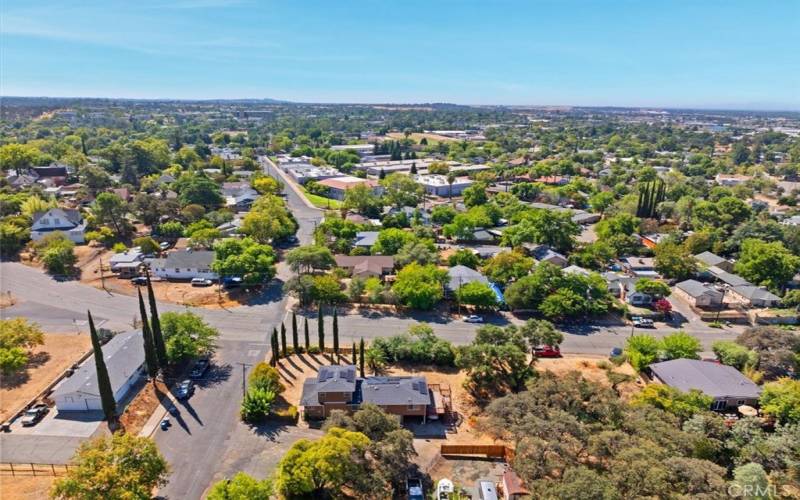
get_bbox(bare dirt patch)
[118,379,173,436]
[535,354,643,400]
[0,333,92,423]
[0,476,56,500]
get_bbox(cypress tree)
[88,311,116,422]
[292,312,299,352]
[359,337,365,378]
[317,305,325,352]
[272,327,280,364]
[280,322,287,357]
[269,328,276,367]
[379,168,386,180]
[352,341,357,365]
[332,308,340,360]
[304,317,310,351]
[410,162,417,174]
[137,289,158,379]
[146,273,167,368]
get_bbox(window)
[41,218,49,225]
[174,268,180,273]
[711,400,726,411]
[54,218,61,225]
[737,400,746,405]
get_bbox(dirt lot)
[0,476,56,500]
[78,249,245,309]
[0,333,92,423]
[536,354,643,400]
[385,132,457,144]
[118,379,173,436]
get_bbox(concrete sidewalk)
[139,392,180,438]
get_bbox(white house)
[150,249,218,281]
[52,330,145,412]
[30,208,87,244]
[414,174,473,197]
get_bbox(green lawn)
[301,188,343,209]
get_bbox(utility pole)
[99,257,105,290]
[236,362,253,397]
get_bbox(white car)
[463,315,484,323]
[191,278,213,287]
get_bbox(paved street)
[0,164,743,496]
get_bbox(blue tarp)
[489,282,505,304]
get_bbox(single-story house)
[525,244,568,268]
[730,285,782,308]
[33,165,69,186]
[226,190,259,211]
[415,174,473,197]
[563,265,591,276]
[354,231,379,249]
[52,330,145,412]
[316,176,382,201]
[714,174,752,187]
[334,255,395,278]
[708,267,751,287]
[674,279,724,308]
[620,257,660,279]
[109,249,146,276]
[649,359,761,411]
[30,208,87,244]
[624,282,652,306]
[300,365,431,420]
[695,251,734,272]
[571,211,601,225]
[150,249,217,281]
[446,265,489,294]
[602,271,637,297]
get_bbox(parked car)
[176,380,194,399]
[159,241,171,251]
[191,278,213,287]
[160,417,171,430]
[610,347,624,358]
[131,276,148,286]
[463,315,484,323]
[222,277,243,289]
[20,404,48,426]
[189,358,210,379]
[632,317,655,328]
[533,345,561,358]
[406,478,424,500]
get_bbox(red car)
[533,345,561,358]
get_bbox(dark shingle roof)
[649,359,761,399]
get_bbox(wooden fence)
[0,463,73,477]
[440,444,510,460]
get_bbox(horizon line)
[2,95,799,114]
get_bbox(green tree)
[359,337,365,377]
[286,245,335,274]
[88,311,116,421]
[318,306,325,350]
[0,318,44,376]
[501,209,580,253]
[304,317,310,350]
[632,384,713,420]
[248,362,284,394]
[625,334,660,372]
[518,319,563,353]
[759,378,800,424]
[311,275,346,304]
[540,288,587,320]
[447,248,481,269]
[731,463,770,500]
[50,434,168,500]
[734,239,800,292]
[241,386,276,423]
[137,289,158,379]
[482,251,534,286]
[133,236,159,255]
[456,325,534,396]
[0,143,40,171]
[212,237,276,284]
[38,234,77,275]
[712,340,757,370]
[332,308,340,359]
[146,274,167,369]
[207,472,273,500]
[589,191,615,215]
[174,173,223,209]
[280,322,287,357]
[635,278,672,298]
[431,204,457,224]
[291,312,299,352]
[92,192,129,237]
[371,228,415,255]
[462,183,487,207]
[595,212,640,240]
[240,195,297,243]
[391,263,447,309]
[380,172,423,207]
[159,312,219,362]
[343,183,382,216]
[654,242,697,280]
[456,281,498,308]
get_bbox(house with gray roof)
[300,365,431,420]
[730,285,781,308]
[674,279,724,308]
[649,359,761,411]
[694,251,734,272]
[707,267,751,287]
[354,231,379,249]
[52,330,145,412]
[150,249,217,281]
[446,265,489,294]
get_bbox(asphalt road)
[0,165,743,495]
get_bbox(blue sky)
[1,0,798,109]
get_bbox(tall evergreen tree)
[304,317,310,351]
[359,337,365,378]
[332,308,340,360]
[352,341,357,365]
[137,289,158,379]
[269,328,276,367]
[271,327,280,365]
[291,312,299,352]
[146,273,167,368]
[280,323,287,357]
[88,311,116,422]
[317,305,325,351]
